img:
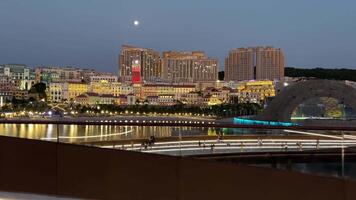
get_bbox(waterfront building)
[195,81,216,91]
[142,84,196,100]
[132,84,143,99]
[127,94,137,105]
[146,95,176,106]
[215,80,239,89]
[0,75,18,91]
[236,80,276,103]
[224,47,284,81]
[89,74,118,83]
[75,92,119,105]
[118,45,161,84]
[161,51,218,83]
[207,95,223,106]
[90,81,122,97]
[202,87,231,103]
[0,65,34,101]
[215,80,227,89]
[63,82,89,101]
[90,81,134,97]
[39,72,61,85]
[35,66,99,83]
[35,66,79,83]
[0,90,28,101]
[48,82,64,102]
[0,64,31,80]
[181,91,202,105]
[19,79,36,91]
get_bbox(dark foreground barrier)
[0,135,355,200]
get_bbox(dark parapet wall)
[0,135,356,200]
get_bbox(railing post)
[179,128,182,156]
[341,130,345,178]
[56,124,60,143]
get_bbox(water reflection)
[0,124,218,143]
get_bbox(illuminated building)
[35,66,99,83]
[203,87,231,103]
[48,82,64,102]
[0,90,28,101]
[142,84,196,100]
[75,93,136,106]
[89,81,133,97]
[146,95,176,106]
[127,94,137,105]
[181,92,202,105]
[36,66,80,83]
[39,72,61,85]
[224,47,284,81]
[132,84,143,99]
[0,64,31,80]
[207,95,223,106]
[236,80,276,103]
[89,74,118,83]
[63,82,89,101]
[19,79,36,90]
[118,45,161,83]
[161,51,218,83]
[0,75,18,91]
[75,93,119,105]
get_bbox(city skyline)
[1,0,356,73]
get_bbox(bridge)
[255,79,356,122]
[81,130,356,156]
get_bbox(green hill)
[285,67,356,81]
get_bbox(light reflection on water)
[0,124,219,143]
[0,123,306,143]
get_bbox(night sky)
[1,0,356,73]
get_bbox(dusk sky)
[1,0,356,73]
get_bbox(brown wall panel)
[0,136,355,200]
[0,137,57,195]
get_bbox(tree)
[29,82,47,100]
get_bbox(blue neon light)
[233,117,297,127]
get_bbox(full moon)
[133,20,140,26]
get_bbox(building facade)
[90,81,133,97]
[236,80,276,103]
[62,82,89,101]
[224,48,255,81]
[35,66,99,83]
[224,47,284,82]
[89,74,118,83]
[142,84,196,100]
[255,47,284,81]
[118,45,161,84]
[161,51,218,83]
[0,64,32,85]
[48,82,64,102]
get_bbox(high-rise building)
[255,47,284,81]
[118,45,161,84]
[224,47,284,81]
[224,48,255,81]
[161,51,218,83]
